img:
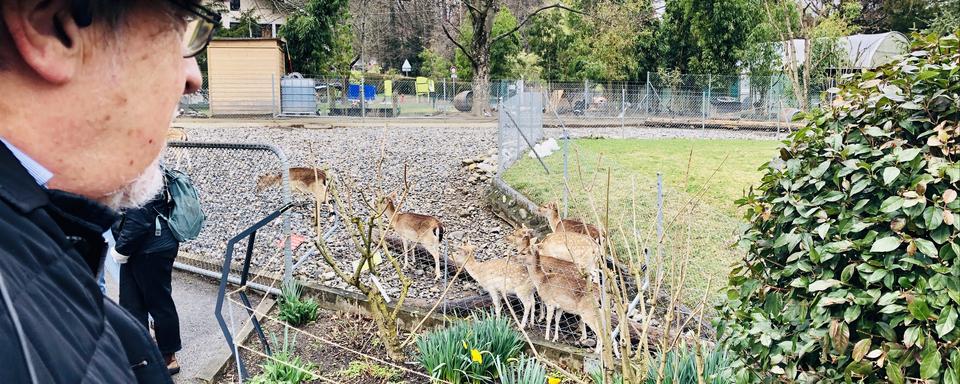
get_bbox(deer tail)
[434,222,444,243]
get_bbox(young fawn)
[509,225,601,282]
[520,236,605,353]
[538,202,605,244]
[256,167,332,206]
[381,193,445,279]
[452,240,536,328]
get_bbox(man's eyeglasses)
[168,1,221,58]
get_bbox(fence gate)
[164,141,295,285]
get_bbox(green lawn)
[502,138,780,305]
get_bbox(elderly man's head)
[0,0,206,209]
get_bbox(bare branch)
[491,3,582,43]
[441,20,478,68]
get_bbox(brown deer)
[166,127,188,142]
[539,202,605,243]
[520,237,605,353]
[380,192,444,279]
[452,240,536,328]
[508,225,601,282]
[256,167,332,206]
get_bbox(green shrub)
[278,280,319,327]
[416,313,525,383]
[249,329,317,384]
[587,344,731,384]
[495,355,547,384]
[720,33,960,382]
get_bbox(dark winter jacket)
[113,193,179,256]
[0,144,173,384]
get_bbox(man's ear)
[2,0,83,84]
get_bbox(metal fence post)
[702,74,709,129]
[563,127,569,217]
[583,79,588,116]
[621,84,626,131]
[656,172,664,281]
[360,76,366,120]
[644,72,651,118]
[271,73,277,117]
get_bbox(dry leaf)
[928,135,943,147]
[907,241,917,256]
[944,189,957,204]
[945,210,955,226]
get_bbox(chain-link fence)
[179,72,829,129]
[497,91,545,174]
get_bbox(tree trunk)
[472,62,491,117]
[367,290,405,361]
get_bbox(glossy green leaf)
[871,237,902,253]
[938,306,957,337]
[883,167,900,185]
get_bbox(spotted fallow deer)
[381,193,444,279]
[538,202,605,244]
[256,167,332,206]
[508,225,601,282]
[521,237,605,353]
[453,240,536,328]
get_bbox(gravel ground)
[171,125,511,304]
[168,125,778,307]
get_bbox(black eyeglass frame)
[167,0,222,58]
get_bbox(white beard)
[98,156,165,210]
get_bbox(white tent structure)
[779,32,910,69]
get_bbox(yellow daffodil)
[548,377,562,384]
[470,349,483,364]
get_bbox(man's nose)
[183,57,202,95]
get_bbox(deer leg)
[544,305,554,341]
[428,242,442,280]
[489,289,502,319]
[579,319,588,342]
[519,290,534,329]
[552,310,562,342]
[401,239,410,269]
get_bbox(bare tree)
[439,1,579,115]
[762,0,853,111]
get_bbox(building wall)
[207,39,285,116]
[217,0,289,38]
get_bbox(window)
[230,0,240,11]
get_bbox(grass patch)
[502,138,779,304]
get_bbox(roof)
[778,32,910,69]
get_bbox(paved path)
[107,269,251,383]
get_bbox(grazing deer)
[521,238,605,353]
[256,167,332,206]
[508,225,601,282]
[538,202,605,244]
[453,240,535,328]
[166,127,188,142]
[380,192,444,279]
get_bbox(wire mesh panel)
[498,91,544,174]
[163,142,293,283]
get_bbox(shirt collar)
[0,138,54,187]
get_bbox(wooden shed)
[207,38,285,116]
